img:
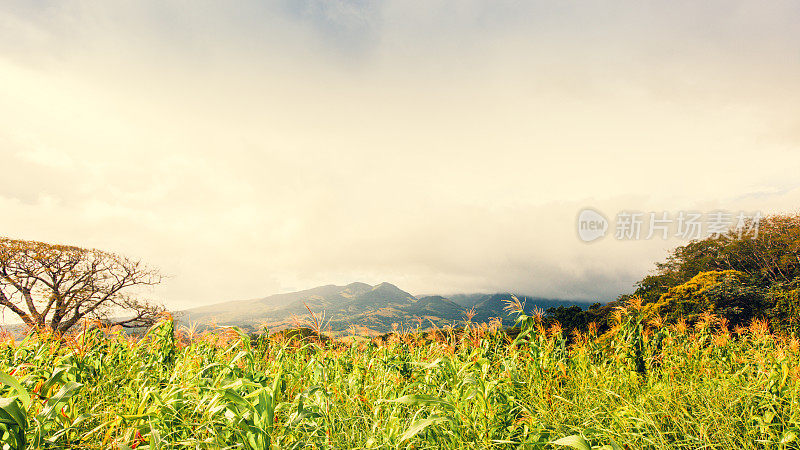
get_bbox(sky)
[1,1,799,310]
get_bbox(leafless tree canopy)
[0,237,165,333]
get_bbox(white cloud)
[1,1,799,310]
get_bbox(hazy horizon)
[2,1,799,311]
[189,280,601,312]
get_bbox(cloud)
[1,1,799,310]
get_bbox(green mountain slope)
[180,282,587,334]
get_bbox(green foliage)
[615,213,800,334]
[652,270,768,325]
[769,286,800,335]
[0,313,796,449]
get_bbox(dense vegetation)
[0,300,798,449]
[547,213,800,337]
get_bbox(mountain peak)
[339,282,416,310]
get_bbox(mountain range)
[179,282,590,335]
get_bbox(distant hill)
[179,282,590,335]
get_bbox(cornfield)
[0,303,798,449]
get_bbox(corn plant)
[0,308,795,449]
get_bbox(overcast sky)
[1,1,799,309]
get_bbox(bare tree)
[0,237,165,333]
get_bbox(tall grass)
[0,303,798,449]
